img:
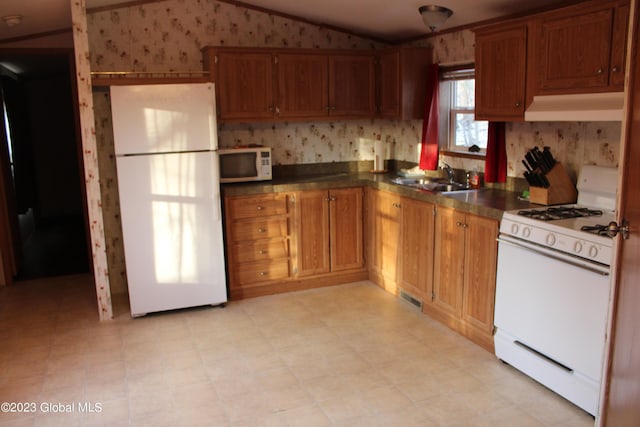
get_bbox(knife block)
[529,163,577,205]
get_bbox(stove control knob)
[522,227,531,238]
[511,223,519,234]
[589,245,599,258]
[573,241,583,254]
[546,233,556,246]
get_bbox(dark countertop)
[221,172,534,221]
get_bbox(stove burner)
[581,224,614,238]
[518,207,603,221]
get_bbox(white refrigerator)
[110,83,227,317]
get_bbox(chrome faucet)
[442,162,455,183]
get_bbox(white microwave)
[218,147,272,183]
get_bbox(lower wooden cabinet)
[292,187,364,276]
[224,188,366,299]
[366,189,498,352]
[367,188,401,290]
[366,188,435,302]
[224,193,292,299]
[399,197,436,303]
[227,187,499,352]
[425,206,499,352]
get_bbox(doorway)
[0,49,90,283]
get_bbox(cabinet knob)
[258,250,267,255]
[392,203,401,209]
[515,102,521,108]
[256,205,264,210]
[456,221,468,228]
[258,228,266,233]
[260,272,267,276]
[597,68,604,74]
[612,66,620,73]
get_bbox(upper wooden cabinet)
[204,47,378,122]
[474,0,629,121]
[212,50,275,121]
[530,0,629,95]
[475,22,528,121]
[277,53,329,119]
[329,54,376,118]
[377,47,432,120]
[610,3,630,88]
[203,46,431,122]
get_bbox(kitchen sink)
[391,177,477,193]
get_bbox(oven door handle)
[497,235,610,276]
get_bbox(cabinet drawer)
[231,219,288,241]
[236,260,290,285]
[232,239,289,263]
[229,195,288,219]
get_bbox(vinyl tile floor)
[0,275,596,426]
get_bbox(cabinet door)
[475,24,527,121]
[609,3,629,88]
[276,53,329,119]
[399,197,435,301]
[536,8,613,92]
[329,188,363,272]
[369,189,401,281]
[433,206,465,317]
[329,54,376,117]
[216,51,275,120]
[461,214,498,333]
[294,190,330,276]
[377,50,401,118]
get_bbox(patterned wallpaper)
[72,0,112,319]
[88,0,621,294]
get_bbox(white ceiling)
[0,0,571,43]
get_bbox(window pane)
[454,79,475,108]
[453,113,488,149]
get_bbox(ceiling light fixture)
[2,15,23,27]
[419,5,453,33]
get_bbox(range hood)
[524,92,624,122]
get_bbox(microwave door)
[220,152,258,180]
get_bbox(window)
[439,67,488,154]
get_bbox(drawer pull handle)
[258,250,267,254]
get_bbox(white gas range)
[500,205,615,271]
[494,165,618,417]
